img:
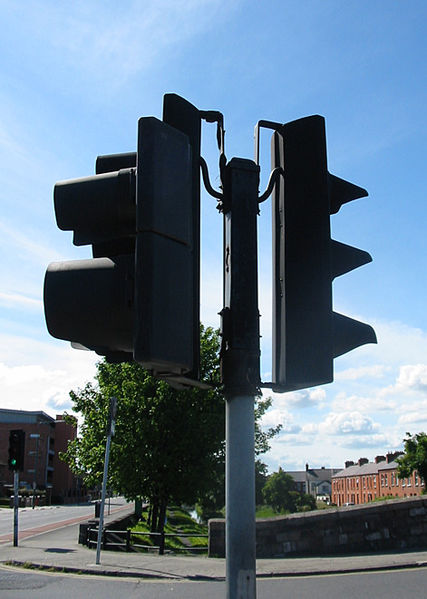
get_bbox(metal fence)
[85,525,208,555]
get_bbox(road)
[0,498,128,544]
[0,565,426,599]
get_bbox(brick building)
[0,409,84,503]
[331,452,424,506]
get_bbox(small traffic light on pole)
[8,429,25,472]
[44,95,202,384]
[271,115,376,392]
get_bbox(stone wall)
[208,495,427,558]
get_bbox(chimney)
[375,455,386,464]
[358,457,369,467]
[386,451,404,463]
[345,460,354,468]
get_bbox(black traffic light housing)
[271,115,376,391]
[8,429,25,472]
[44,95,202,384]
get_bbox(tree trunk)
[157,498,167,555]
[150,499,159,533]
[157,500,167,533]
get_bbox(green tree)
[195,395,282,521]
[295,492,317,512]
[61,326,224,531]
[255,460,269,506]
[262,468,296,513]
[261,468,317,514]
[61,326,282,528]
[397,432,427,487]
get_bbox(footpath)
[1,504,427,581]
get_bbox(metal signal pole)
[96,397,117,565]
[220,158,261,599]
[13,471,19,547]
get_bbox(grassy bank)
[131,507,208,554]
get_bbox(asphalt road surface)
[0,499,128,544]
[0,566,426,599]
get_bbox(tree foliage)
[397,432,427,486]
[194,395,282,521]
[61,326,282,527]
[61,326,224,529]
[262,468,295,513]
[262,467,317,514]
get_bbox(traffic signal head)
[44,255,134,355]
[44,95,202,382]
[8,429,25,471]
[271,115,376,392]
[54,167,136,250]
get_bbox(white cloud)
[379,364,427,400]
[0,220,66,267]
[0,362,85,416]
[339,434,393,450]
[14,0,240,87]
[332,392,396,413]
[273,435,315,446]
[308,411,380,436]
[335,364,389,381]
[0,291,42,310]
[396,364,427,392]
[260,407,300,434]
[265,387,326,410]
[361,319,427,367]
[0,333,98,417]
[398,407,427,427]
[286,388,326,409]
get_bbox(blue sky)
[1,0,426,472]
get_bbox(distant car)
[343,502,355,506]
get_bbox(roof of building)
[333,457,403,478]
[287,467,341,484]
[0,408,55,425]
[334,462,380,477]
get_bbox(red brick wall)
[52,416,78,499]
[332,468,424,506]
